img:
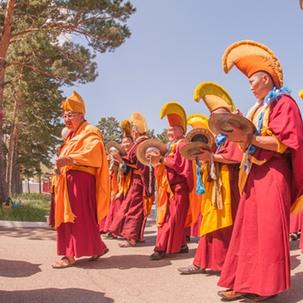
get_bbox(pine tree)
[96,116,122,145]
[0,0,135,200]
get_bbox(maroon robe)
[190,215,201,237]
[108,136,153,242]
[218,95,303,296]
[102,197,122,234]
[184,216,201,239]
[57,170,107,257]
[155,139,194,254]
[194,142,241,271]
[99,169,120,233]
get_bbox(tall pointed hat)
[222,40,283,88]
[194,81,236,113]
[160,101,187,132]
[129,112,148,134]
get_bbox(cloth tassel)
[195,159,205,195]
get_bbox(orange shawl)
[155,163,173,226]
[185,161,203,227]
[54,121,110,229]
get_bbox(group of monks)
[51,39,303,302]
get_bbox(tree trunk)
[0,0,16,203]
[6,92,21,197]
[27,178,30,194]
[12,162,22,195]
[38,173,42,194]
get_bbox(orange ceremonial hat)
[193,81,236,113]
[129,112,148,134]
[61,91,86,114]
[222,40,283,88]
[120,119,132,138]
[160,101,187,132]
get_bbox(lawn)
[0,193,51,222]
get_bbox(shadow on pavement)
[290,239,300,251]
[0,227,56,241]
[75,248,196,270]
[75,254,172,270]
[135,234,156,247]
[0,288,113,303]
[267,272,303,303]
[0,259,41,277]
[291,254,301,271]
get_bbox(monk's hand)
[224,126,248,143]
[197,150,211,163]
[56,156,74,167]
[225,126,254,151]
[146,150,161,163]
[112,152,122,163]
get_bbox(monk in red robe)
[178,83,242,274]
[52,91,110,268]
[190,142,241,273]
[218,40,303,301]
[149,102,194,260]
[104,135,133,238]
[109,113,154,247]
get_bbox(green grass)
[0,193,51,222]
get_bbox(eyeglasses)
[63,112,80,119]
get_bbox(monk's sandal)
[177,264,206,274]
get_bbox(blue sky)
[64,0,303,133]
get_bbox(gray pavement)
[0,221,303,303]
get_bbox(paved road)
[1,221,303,303]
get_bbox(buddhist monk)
[52,91,110,268]
[178,82,241,274]
[109,113,154,247]
[149,102,194,260]
[218,40,303,301]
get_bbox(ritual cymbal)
[180,142,211,160]
[208,112,256,136]
[136,138,167,166]
[106,141,126,156]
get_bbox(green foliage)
[156,128,168,143]
[0,193,50,222]
[96,116,122,144]
[147,129,156,139]
[0,206,47,222]
[11,0,136,53]
[16,192,50,202]
[0,0,136,184]
[147,128,168,143]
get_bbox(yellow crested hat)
[129,112,148,134]
[61,91,86,114]
[222,40,283,88]
[160,101,187,132]
[120,119,132,138]
[194,81,236,113]
[299,89,303,100]
[187,114,209,129]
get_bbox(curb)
[0,220,49,228]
